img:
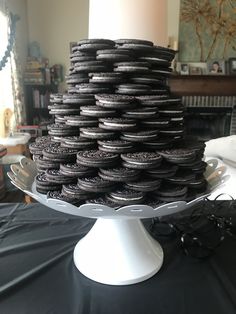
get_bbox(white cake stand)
[7,158,225,285]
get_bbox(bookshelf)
[24,83,57,125]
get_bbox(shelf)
[168,75,236,96]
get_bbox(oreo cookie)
[165,169,196,185]
[98,140,135,153]
[120,130,159,142]
[115,39,154,46]
[152,183,188,202]
[78,176,117,192]
[80,128,115,140]
[106,188,145,205]
[60,163,96,177]
[62,184,93,200]
[95,94,136,109]
[47,124,79,137]
[140,117,170,129]
[42,147,77,162]
[61,136,96,149]
[121,152,162,169]
[36,156,60,171]
[99,118,137,130]
[80,106,117,117]
[89,72,124,84]
[65,73,89,85]
[74,61,110,73]
[86,196,119,208]
[45,169,76,184]
[114,62,150,73]
[76,83,111,94]
[116,84,151,95]
[125,178,161,192]
[36,173,61,194]
[47,190,81,206]
[99,167,140,182]
[122,107,157,119]
[63,93,95,105]
[77,150,119,168]
[76,39,115,51]
[146,163,178,178]
[136,95,168,106]
[65,116,98,127]
[96,49,134,62]
[157,149,196,164]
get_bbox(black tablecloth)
[0,203,236,314]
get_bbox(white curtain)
[0,0,25,133]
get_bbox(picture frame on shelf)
[178,63,189,75]
[189,62,207,75]
[228,58,236,75]
[207,59,225,74]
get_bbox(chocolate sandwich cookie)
[120,130,159,142]
[70,55,96,63]
[89,72,124,84]
[142,138,173,150]
[74,61,110,73]
[140,117,170,129]
[95,94,136,109]
[80,128,116,140]
[54,116,67,124]
[159,127,185,138]
[36,173,61,194]
[96,49,134,62]
[86,196,119,208]
[116,42,154,51]
[152,183,188,202]
[158,106,185,118]
[60,163,96,177]
[136,95,168,106]
[47,190,81,206]
[76,83,111,94]
[121,152,162,169]
[157,148,196,164]
[106,188,145,205]
[35,135,52,144]
[77,150,119,168]
[138,55,171,67]
[115,39,154,46]
[76,39,115,51]
[125,178,161,192]
[78,176,117,193]
[187,176,207,190]
[99,118,137,131]
[42,147,78,162]
[36,156,60,171]
[98,140,135,153]
[29,141,59,155]
[152,46,176,62]
[62,184,93,200]
[45,169,77,184]
[50,93,63,104]
[98,167,141,182]
[80,106,117,117]
[116,83,152,95]
[63,93,95,105]
[146,163,178,178]
[49,107,81,116]
[65,115,98,127]
[47,124,79,137]
[65,73,89,84]
[129,74,165,85]
[61,136,97,149]
[114,62,150,73]
[151,67,173,76]
[165,169,196,185]
[122,107,157,119]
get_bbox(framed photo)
[189,62,207,75]
[179,63,189,75]
[228,58,236,75]
[207,60,225,74]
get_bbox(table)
[0,203,236,314]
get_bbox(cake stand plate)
[7,158,225,285]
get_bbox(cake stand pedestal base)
[73,218,163,285]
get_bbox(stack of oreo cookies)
[31,38,208,207]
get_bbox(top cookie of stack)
[31,38,207,208]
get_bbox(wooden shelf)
[168,75,236,96]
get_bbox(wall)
[8,0,28,70]
[167,0,180,45]
[27,0,89,90]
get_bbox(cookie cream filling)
[103,122,136,127]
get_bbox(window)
[0,10,14,128]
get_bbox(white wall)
[27,0,89,89]
[89,0,167,46]
[167,0,181,44]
